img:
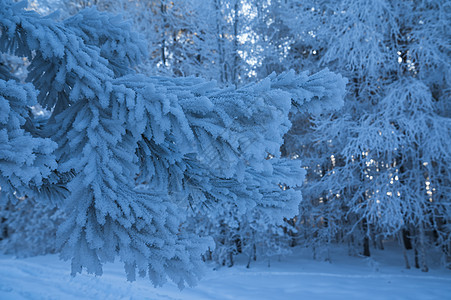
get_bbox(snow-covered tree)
[0,0,346,287]
[283,0,450,268]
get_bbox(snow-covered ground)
[1,245,450,300]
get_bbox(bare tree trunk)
[414,247,420,269]
[398,231,411,269]
[403,229,413,249]
[160,1,167,67]
[228,251,234,267]
[253,243,257,261]
[0,217,7,240]
[378,235,384,250]
[362,219,371,257]
[418,222,429,272]
[246,254,251,268]
[214,0,227,83]
[246,242,256,269]
[363,236,371,257]
[231,0,240,85]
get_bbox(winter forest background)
[0,0,450,293]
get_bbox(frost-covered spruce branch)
[0,0,346,288]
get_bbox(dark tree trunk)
[403,229,413,250]
[228,251,234,267]
[362,219,371,257]
[160,1,168,67]
[235,237,242,253]
[414,248,420,269]
[363,236,371,257]
[418,223,429,272]
[253,243,257,261]
[399,231,411,269]
[0,217,7,240]
[231,0,240,85]
[214,0,227,83]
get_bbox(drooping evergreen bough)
[0,0,346,288]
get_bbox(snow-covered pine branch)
[0,0,345,287]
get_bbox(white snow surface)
[1,245,450,300]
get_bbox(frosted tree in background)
[42,0,229,82]
[282,0,450,267]
[45,0,278,86]
[0,0,346,287]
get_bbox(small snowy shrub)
[0,197,65,257]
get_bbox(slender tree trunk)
[403,229,413,249]
[228,251,234,267]
[0,217,7,240]
[418,222,429,272]
[398,231,411,269]
[246,254,251,268]
[414,247,420,269]
[253,242,257,261]
[378,235,384,250]
[363,236,371,257]
[412,226,420,268]
[362,219,371,257]
[214,0,227,84]
[231,0,240,85]
[160,1,167,67]
[246,241,256,268]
